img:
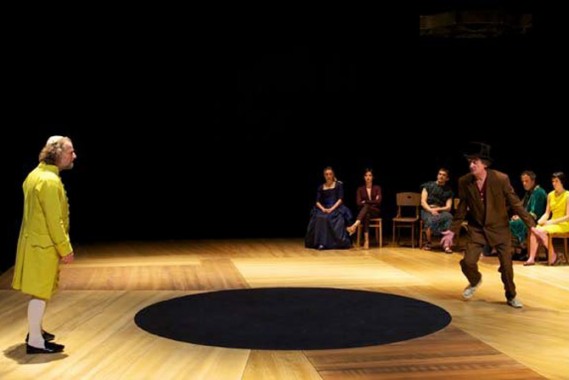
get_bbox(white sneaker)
[463,278,482,299]
[507,298,523,308]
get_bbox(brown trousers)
[355,204,380,233]
[461,238,515,300]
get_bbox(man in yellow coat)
[12,135,76,354]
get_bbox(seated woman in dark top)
[305,166,353,250]
[346,168,382,249]
[420,168,454,253]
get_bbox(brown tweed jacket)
[450,169,535,246]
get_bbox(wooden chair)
[419,198,461,250]
[548,232,569,264]
[392,192,421,248]
[419,219,455,250]
[356,218,383,248]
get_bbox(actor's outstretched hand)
[440,230,454,249]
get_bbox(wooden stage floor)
[0,239,567,379]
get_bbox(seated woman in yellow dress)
[524,172,569,266]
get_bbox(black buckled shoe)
[26,341,64,354]
[25,330,55,343]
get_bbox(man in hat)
[441,142,535,308]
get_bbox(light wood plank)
[232,256,423,288]
[243,351,323,380]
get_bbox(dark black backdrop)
[2,4,566,273]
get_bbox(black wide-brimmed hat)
[464,142,493,162]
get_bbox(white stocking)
[27,298,46,348]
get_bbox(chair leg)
[564,237,569,263]
[419,221,423,249]
[379,222,383,248]
[356,225,361,247]
[548,235,552,263]
[373,226,379,247]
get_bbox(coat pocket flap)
[28,233,54,248]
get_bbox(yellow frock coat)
[12,162,73,299]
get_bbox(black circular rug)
[134,287,451,350]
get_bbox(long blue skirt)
[305,205,352,249]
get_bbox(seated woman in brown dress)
[346,168,382,249]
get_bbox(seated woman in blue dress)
[420,168,454,253]
[305,166,353,250]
